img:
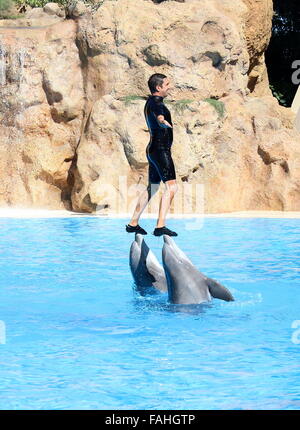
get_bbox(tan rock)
[0,20,84,210]
[241,0,273,96]
[43,3,66,18]
[0,0,299,214]
[67,1,88,18]
[25,8,45,19]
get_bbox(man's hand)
[157,115,173,128]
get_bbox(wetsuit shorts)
[146,133,176,184]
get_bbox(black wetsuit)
[144,95,176,184]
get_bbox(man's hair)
[148,73,167,94]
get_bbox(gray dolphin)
[162,235,234,304]
[129,233,167,295]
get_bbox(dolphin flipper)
[205,277,235,302]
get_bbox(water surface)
[0,217,299,409]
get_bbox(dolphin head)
[129,234,155,288]
[162,235,211,304]
[134,232,144,248]
[162,235,194,265]
[129,233,167,294]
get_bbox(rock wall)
[242,0,273,96]
[0,0,299,213]
[0,18,84,209]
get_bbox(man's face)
[156,78,172,97]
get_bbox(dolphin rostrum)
[162,235,234,304]
[129,233,167,295]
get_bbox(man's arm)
[151,100,173,128]
[156,114,173,128]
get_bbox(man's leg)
[155,179,178,228]
[128,182,160,227]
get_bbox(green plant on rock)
[119,96,195,114]
[119,95,147,106]
[0,0,12,10]
[13,0,116,10]
[0,0,14,17]
[168,99,193,114]
[203,97,225,119]
[14,0,71,9]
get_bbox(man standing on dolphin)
[126,73,178,237]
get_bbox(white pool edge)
[0,208,300,218]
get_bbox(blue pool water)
[0,216,299,410]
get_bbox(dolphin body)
[129,233,167,295]
[162,235,234,305]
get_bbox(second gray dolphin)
[162,235,234,304]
